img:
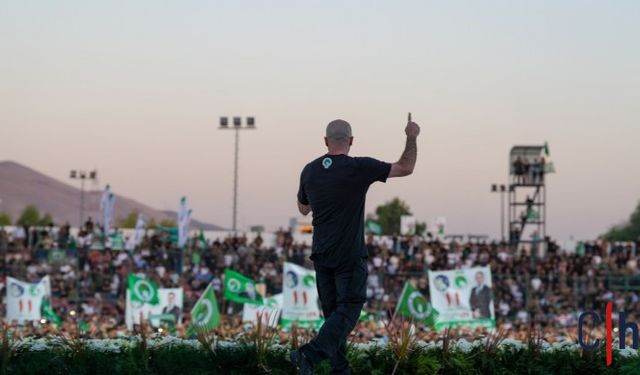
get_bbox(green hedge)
[2,338,640,374]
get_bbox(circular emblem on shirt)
[322,157,332,169]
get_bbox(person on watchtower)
[290,115,420,374]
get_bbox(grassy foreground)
[1,336,640,375]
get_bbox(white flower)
[453,339,473,353]
[499,338,527,350]
[618,347,638,358]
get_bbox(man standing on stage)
[290,115,420,374]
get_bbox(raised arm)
[389,116,420,178]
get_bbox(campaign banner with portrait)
[281,262,322,329]
[428,266,495,329]
[125,288,183,330]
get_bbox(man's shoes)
[289,349,314,375]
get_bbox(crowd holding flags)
[5,191,491,334]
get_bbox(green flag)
[366,220,382,235]
[543,141,550,157]
[48,249,67,265]
[191,282,220,330]
[78,319,89,334]
[396,282,439,327]
[128,274,160,305]
[41,298,61,326]
[197,229,207,250]
[224,269,263,305]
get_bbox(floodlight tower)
[507,146,550,257]
[69,169,98,228]
[219,116,256,232]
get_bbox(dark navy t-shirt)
[297,154,391,267]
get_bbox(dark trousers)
[301,257,368,374]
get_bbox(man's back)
[290,117,419,374]
[297,154,390,267]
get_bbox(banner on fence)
[242,293,283,328]
[281,262,322,329]
[428,266,495,329]
[125,288,183,330]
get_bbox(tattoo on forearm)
[399,137,417,170]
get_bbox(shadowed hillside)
[0,160,224,230]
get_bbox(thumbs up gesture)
[405,112,420,138]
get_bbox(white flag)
[6,276,51,323]
[102,191,116,237]
[99,184,111,211]
[178,196,191,248]
[134,213,146,246]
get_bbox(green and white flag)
[191,282,220,329]
[128,274,160,305]
[196,229,207,250]
[366,220,382,235]
[544,141,550,157]
[41,298,61,326]
[396,281,439,327]
[224,269,263,305]
[48,249,67,264]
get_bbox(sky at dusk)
[1,1,639,240]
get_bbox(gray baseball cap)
[326,119,352,140]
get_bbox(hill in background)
[0,160,224,230]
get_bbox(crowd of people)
[512,156,546,185]
[1,221,639,345]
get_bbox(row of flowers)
[7,336,638,358]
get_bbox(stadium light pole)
[70,170,98,229]
[219,117,256,232]
[69,169,96,314]
[491,184,507,241]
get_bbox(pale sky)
[1,1,639,240]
